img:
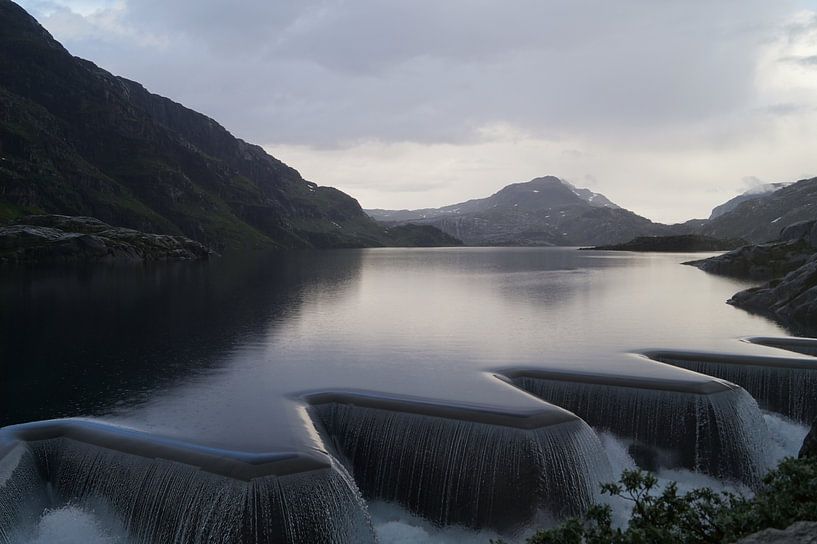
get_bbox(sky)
[16,0,817,223]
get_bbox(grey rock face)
[801,418,817,459]
[685,239,812,280]
[810,222,817,250]
[729,254,817,328]
[737,522,817,544]
[781,220,817,244]
[0,215,212,264]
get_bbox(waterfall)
[649,351,817,423]
[511,375,770,487]
[0,445,48,544]
[311,401,611,532]
[0,425,376,544]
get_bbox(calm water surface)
[0,247,792,450]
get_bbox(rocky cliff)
[0,0,417,250]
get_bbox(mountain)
[700,177,817,244]
[367,176,676,246]
[0,0,437,251]
[709,183,791,220]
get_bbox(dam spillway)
[506,366,770,486]
[0,420,376,544]
[646,348,817,423]
[307,390,610,530]
[1,349,805,542]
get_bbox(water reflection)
[0,251,363,426]
[1,247,792,445]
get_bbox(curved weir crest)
[304,389,611,531]
[645,346,817,423]
[2,338,813,542]
[746,337,817,358]
[0,420,376,544]
[504,362,772,487]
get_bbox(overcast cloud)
[17,0,817,222]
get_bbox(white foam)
[12,506,126,544]
[373,419,809,543]
[371,501,532,544]
[596,431,752,527]
[763,412,809,465]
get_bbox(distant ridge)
[701,177,817,243]
[367,176,677,246]
[709,183,791,220]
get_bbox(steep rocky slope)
[709,183,790,220]
[0,0,419,250]
[700,178,817,244]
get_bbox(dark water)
[0,247,793,446]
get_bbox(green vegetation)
[494,456,817,544]
[0,200,33,222]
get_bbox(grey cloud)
[20,0,792,148]
[15,0,817,223]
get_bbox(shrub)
[493,456,817,544]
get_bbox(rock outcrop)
[686,221,817,331]
[685,238,813,280]
[801,418,817,459]
[0,215,211,264]
[737,522,817,544]
[729,253,817,329]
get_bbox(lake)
[0,248,809,543]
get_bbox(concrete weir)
[645,346,817,423]
[0,420,376,544]
[0,392,612,542]
[747,336,817,358]
[0,357,784,541]
[505,365,770,486]
[305,390,610,531]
